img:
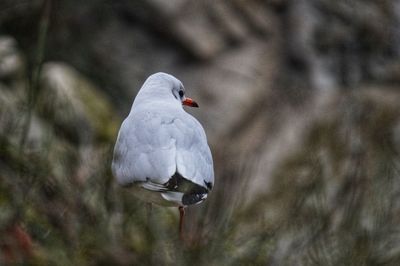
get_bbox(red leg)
[179,206,185,241]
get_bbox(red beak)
[182,97,199,108]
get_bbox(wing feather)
[112,105,214,189]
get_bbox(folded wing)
[112,109,214,190]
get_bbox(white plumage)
[112,72,214,207]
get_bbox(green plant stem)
[19,0,51,152]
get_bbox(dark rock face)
[1,0,400,264]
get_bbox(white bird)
[112,72,214,239]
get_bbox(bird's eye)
[179,90,184,98]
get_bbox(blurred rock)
[39,62,119,145]
[0,36,24,80]
[0,0,41,26]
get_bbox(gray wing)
[173,114,214,189]
[112,108,214,189]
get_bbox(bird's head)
[139,72,199,108]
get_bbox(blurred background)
[1,0,400,265]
